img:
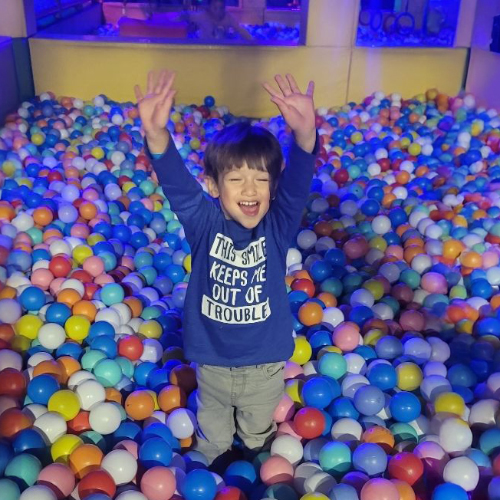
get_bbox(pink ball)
[276,421,302,440]
[420,272,447,294]
[120,256,135,270]
[140,466,176,500]
[94,274,114,285]
[49,277,65,295]
[31,269,54,290]
[37,463,76,500]
[343,236,369,260]
[399,310,425,332]
[482,250,499,268]
[284,361,303,380]
[332,322,360,351]
[360,478,399,500]
[260,456,294,486]
[0,395,20,416]
[71,223,90,238]
[273,394,295,423]
[83,256,105,277]
[113,439,139,459]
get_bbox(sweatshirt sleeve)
[269,133,319,243]
[147,136,215,242]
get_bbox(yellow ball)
[351,132,363,144]
[11,335,31,352]
[48,390,81,421]
[363,279,384,301]
[285,379,304,405]
[317,346,342,360]
[408,143,422,156]
[369,236,387,252]
[396,362,423,391]
[183,254,192,273]
[301,494,329,500]
[65,315,91,341]
[91,147,105,160]
[364,329,385,346]
[15,314,43,340]
[290,336,312,365]
[434,392,465,416]
[122,181,136,193]
[73,244,93,264]
[146,390,160,411]
[2,161,16,177]
[51,434,83,463]
[400,137,411,149]
[87,234,105,246]
[139,320,162,339]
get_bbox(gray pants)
[194,361,285,464]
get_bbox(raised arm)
[262,74,318,239]
[135,70,213,236]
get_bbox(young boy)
[134,70,317,464]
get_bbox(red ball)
[118,335,144,361]
[78,468,116,499]
[388,452,424,486]
[49,255,72,278]
[215,486,248,500]
[378,158,391,172]
[0,408,33,439]
[333,169,349,185]
[291,278,315,298]
[0,368,26,398]
[293,407,326,439]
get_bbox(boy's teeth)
[240,202,258,206]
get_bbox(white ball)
[468,399,499,428]
[33,411,67,443]
[443,456,479,491]
[101,449,138,485]
[304,471,337,494]
[294,462,323,495]
[271,434,304,466]
[20,485,57,500]
[331,418,363,443]
[167,408,197,439]
[321,307,344,329]
[89,402,122,434]
[76,379,106,411]
[438,417,473,454]
[38,323,66,350]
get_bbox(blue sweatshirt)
[151,133,317,367]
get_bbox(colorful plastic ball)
[302,377,336,409]
[28,374,60,405]
[387,452,423,485]
[431,483,468,500]
[0,478,20,500]
[37,463,76,500]
[48,389,81,421]
[140,466,176,500]
[318,441,351,476]
[352,443,387,476]
[89,402,122,435]
[353,385,385,416]
[101,449,138,485]
[260,455,294,486]
[78,468,117,499]
[4,453,42,489]
[396,362,423,391]
[442,456,479,491]
[182,468,217,500]
[139,437,173,468]
[434,392,465,416]
[367,363,396,391]
[360,478,398,500]
[125,390,155,421]
[291,336,312,365]
[388,392,421,423]
[20,286,46,311]
[438,417,473,454]
[19,485,57,500]
[294,407,326,439]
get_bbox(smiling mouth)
[239,201,260,217]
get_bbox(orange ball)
[105,388,123,405]
[57,288,82,308]
[391,480,416,500]
[460,251,482,268]
[57,356,81,385]
[125,390,155,421]
[169,365,197,394]
[33,359,63,382]
[442,239,463,260]
[362,425,395,453]
[69,443,103,479]
[123,297,143,318]
[33,207,54,226]
[79,201,98,221]
[317,292,337,308]
[72,300,97,321]
[298,301,323,327]
[158,385,187,413]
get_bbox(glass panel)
[357,0,461,47]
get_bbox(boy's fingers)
[146,71,155,95]
[275,75,292,97]
[134,85,144,102]
[262,82,280,98]
[306,81,315,97]
[154,70,167,94]
[271,95,290,115]
[286,74,301,94]
[165,71,176,92]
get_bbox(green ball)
[81,349,107,371]
[93,358,122,387]
[0,479,20,500]
[318,352,347,380]
[5,453,42,489]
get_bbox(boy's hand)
[134,70,177,154]
[263,74,316,153]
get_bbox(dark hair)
[204,122,283,191]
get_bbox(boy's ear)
[205,176,220,198]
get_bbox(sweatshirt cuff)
[144,133,172,160]
[290,131,320,157]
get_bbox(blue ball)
[45,302,72,325]
[182,468,217,500]
[224,460,258,494]
[353,385,385,416]
[138,437,173,468]
[432,483,468,500]
[375,336,403,360]
[367,363,397,391]
[352,443,387,476]
[204,96,215,107]
[19,286,46,311]
[302,377,336,409]
[27,374,60,405]
[389,391,421,423]
[329,483,359,500]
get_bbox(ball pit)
[2,86,500,500]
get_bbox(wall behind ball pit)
[0,37,20,123]
[27,0,472,117]
[466,0,500,110]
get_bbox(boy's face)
[206,163,272,229]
